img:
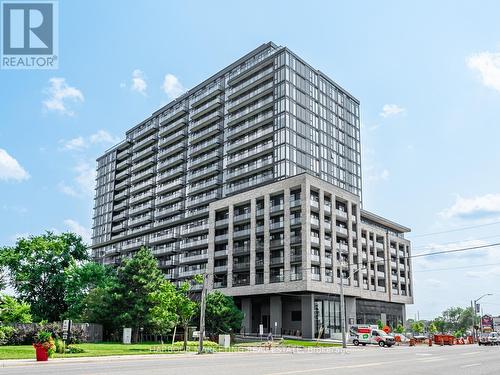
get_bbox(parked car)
[478,332,499,346]
[352,328,395,347]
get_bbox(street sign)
[193,331,200,338]
[62,320,70,332]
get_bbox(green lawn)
[0,341,219,360]
[234,338,341,348]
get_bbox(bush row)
[0,323,86,345]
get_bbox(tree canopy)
[0,232,88,321]
[205,291,243,335]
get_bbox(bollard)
[428,338,432,347]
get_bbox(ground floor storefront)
[235,293,406,339]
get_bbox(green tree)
[113,247,164,342]
[428,321,438,335]
[411,321,425,335]
[394,323,405,334]
[0,232,88,321]
[0,294,32,323]
[64,262,115,320]
[149,280,179,337]
[176,281,199,351]
[205,291,243,335]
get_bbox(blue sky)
[1,0,500,319]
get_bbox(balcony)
[130,167,154,184]
[225,172,274,195]
[130,178,154,194]
[157,153,185,172]
[228,65,274,98]
[228,108,273,138]
[215,218,229,227]
[290,235,302,244]
[114,200,128,211]
[233,229,251,238]
[227,141,274,167]
[114,190,129,201]
[128,213,152,227]
[133,134,157,152]
[190,122,222,145]
[129,190,153,205]
[225,157,273,181]
[116,159,131,171]
[157,166,184,185]
[156,178,184,194]
[182,223,209,236]
[152,242,179,255]
[159,117,187,137]
[190,81,223,107]
[111,222,127,233]
[185,206,209,219]
[112,211,128,222]
[189,110,223,133]
[270,256,284,265]
[178,268,206,278]
[214,249,228,258]
[132,120,158,141]
[115,179,130,191]
[158,128,187,148]
[270,221,284,231]
[311,274,321,281]
[181,252,209,263]
[227,81,274,113]
[233,262,250,271]
[150,230,178,244]
[155,190,183,206]
[311,254,320,263]
[233,212,251,222]
[189,136,221,157]
[214,265,227,273]
[188,149,219,169]
[336,209,348,219]
[190,97,222,120]
[188,163,219,182]
[180,238,208,250]
[159,104,188,125]
[290,273,302,281]
[158,142,185,160]
[290,254,302,263]
[186,190,219,207]
[270,239,284,248]
[290,199,301,208]
[336,243,349,253]
[122,240,146,251]
[115,169,130,181]
[158,258,179,268]
[336,227,348,236]
[227,96,274,127]
[129,202,153,216]
[155,198,183,214]
[233,245,250,254]
[270,274,284,283]
[311,237,320,246]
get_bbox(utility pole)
[340,271,346,349]
[198,273,208,354]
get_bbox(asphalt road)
[1,344,499,374]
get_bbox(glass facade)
[314,296,342,339]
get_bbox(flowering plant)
[33,331,56,357]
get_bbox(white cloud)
[0,149,30,182]
[61,136,86,151]
[380,104,405,118]
[162,73,185,100]
[60,130,119,151]
[440,193,500,220]
[365,167,390,182]
[467,51,500,92]
[59,161,96,197]
[131,69,147,95]
[64,219,91,244]
[42,77,84,116]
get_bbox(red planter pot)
[33,344,49,361]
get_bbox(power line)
[414,262,500,273]
[411,234,500,252]
[408,220,500,239]
[411,242,500,258]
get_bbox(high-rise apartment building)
[92,42,413,339]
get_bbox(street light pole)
[473,293,493,341]
[340,266,360,349]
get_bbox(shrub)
[0,326,15,345]
[55,338,65,354]
[66,345,85,353]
